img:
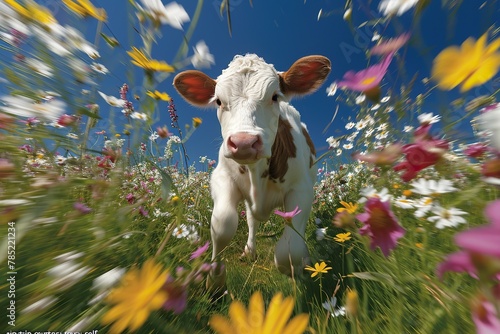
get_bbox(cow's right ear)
[173,70,216,107]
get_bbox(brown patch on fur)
[269,118,296,182]
[302,126,316,168]
[239,165,247,174]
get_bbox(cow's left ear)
[280,56,331,96]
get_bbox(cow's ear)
[173,70,216,106]
[280,56,331,96]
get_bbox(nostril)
[252,136,263,151]
[227,136,238,152]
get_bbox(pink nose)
[227,133,263,161]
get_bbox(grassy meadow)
[1,1,500,333]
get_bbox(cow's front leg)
[274,186,313,277]
[241,201,259,260]
[207,170,242,293]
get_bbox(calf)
[174,54,331,289]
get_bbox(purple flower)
[190,241,210,260]
[472,297,500,334]
[74,202,92,214]
[162,277,188,314]
[356,197,405,257]
[338,52,394,100]
[464,143,488,159]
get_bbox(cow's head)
[174,54,331,164]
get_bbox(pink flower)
[353,143,403,166]
[338,52,394,101]
[190,241,210,260]
[472,297,500,334]
[274,205,302,223]
[57,114,77,127]
[162,277,188,314]
[437,200,500,279]
[464,143,488,158]
[74,202,92,214]
[370,33,411,56]
[356,197,405,257]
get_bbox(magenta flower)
[356,197,405,257]
[370,33,411,56]
[338,52,394,101]
[472,298,500,334]
[274,205,302,223]
[464,143,488,159]
[74,202,92,214]
[437,200,500,279]
[190,241,210,260]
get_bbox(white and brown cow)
[174,54,331,289]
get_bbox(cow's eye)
[272,94,278,102]
[216,98,222,106]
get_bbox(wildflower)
[139,0,189,29]
[343,143,353,150]
[191,41,215,69]
[157,125,172,138]
[127,47,175,72]
[305,261,332,278]
[25,58,53,78]
[345,289,359,318]
[337,201,358,214]
[274,205,302,224]
[162,277,188,314]
[427,205,467,229]
[0,95,66,122]
[21,296,57,315]
[172,224,190,238]
[338,52,394,102]
[437,200,500,280]
[102,260,169,333]
[359,186,392,203]
[353,143,403,166]
[371,33,411,55]
[209,291,309,334]
[410,178,457,196]
[149,131,159,141]
[333,211,356,229]
[432,33,500,92]
[477,103,500,152]
[192,117,202,128]
[393,196,414,209]
[98,92,126,108]
[316,227,328,241]
[147,90,170,101]
[464,143,488,158]
[190,241,210,260]
[481,158,500,179]
[91,62,109,74]
[130,112,148,121]
[62,0,107,21]
[471,297,500,334]
[322,296,346,317]
[326,81,338,96]
[334,232,352,243]
[345,122,356,130]
[417,112,441,125]
[378,0,420,17]
[74,202,91,214]
[356,197,405,257]
[5,0,57,26]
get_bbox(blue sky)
[45,1,500,167]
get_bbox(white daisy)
[378,0,420,17]
[381,96,391,103]
[418,112,441,125]
[355,94,366,104]
[191,40,215,69]
[355,120,368,130]
[98,91,126,108]
[139,0,190,29]
[410,178,457,196]
[413,197,434,218]
[326,136,340,148]
[172,224,190,238]
[359,186,391,203]
[427,205,467,229]
[149,131,159,141]
[336,148,342,156]
[343,143,354,150]
[91,62,109,74]
[25,58,53,78]
[345,122,356,130]
[0,95,66,122]
[393,196,414,209]
[130,112,148,121]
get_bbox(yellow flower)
[336,201,358,214]
[209,291,309,334]
[334,232,352,243]
[101,260,169,334]
[62,0,107,22]
[345,289,359,318]
[432,33,500,92]
[127,47,175,73]
[5,0,56,25]
[114,133,121,138]
[402,189,412,197]
[192,117,202,128]
[304,261,332,278]
[147,90,171,101]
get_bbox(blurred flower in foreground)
[5,0,57,26]
[209,291,309,334]
[305,261,332,278]
[147,90,171,101]
[102,260,169,333]
[437,200,500,280]
[191,40,215,69]
[338,52,394,102]
[370,33,411,56]
[378,0,419,17]
[477,103,500,152]
[0,95,66,122]
[432,33,500,92]
[62,0,107,22]
[127,47,175,72]
[98,91,126,108]
[138,0,189,29]
[275,205,302,224]
[353,143,403,166]
[471,296,500,334]
[356,197,405,257]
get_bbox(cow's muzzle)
[226,133,264,163]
